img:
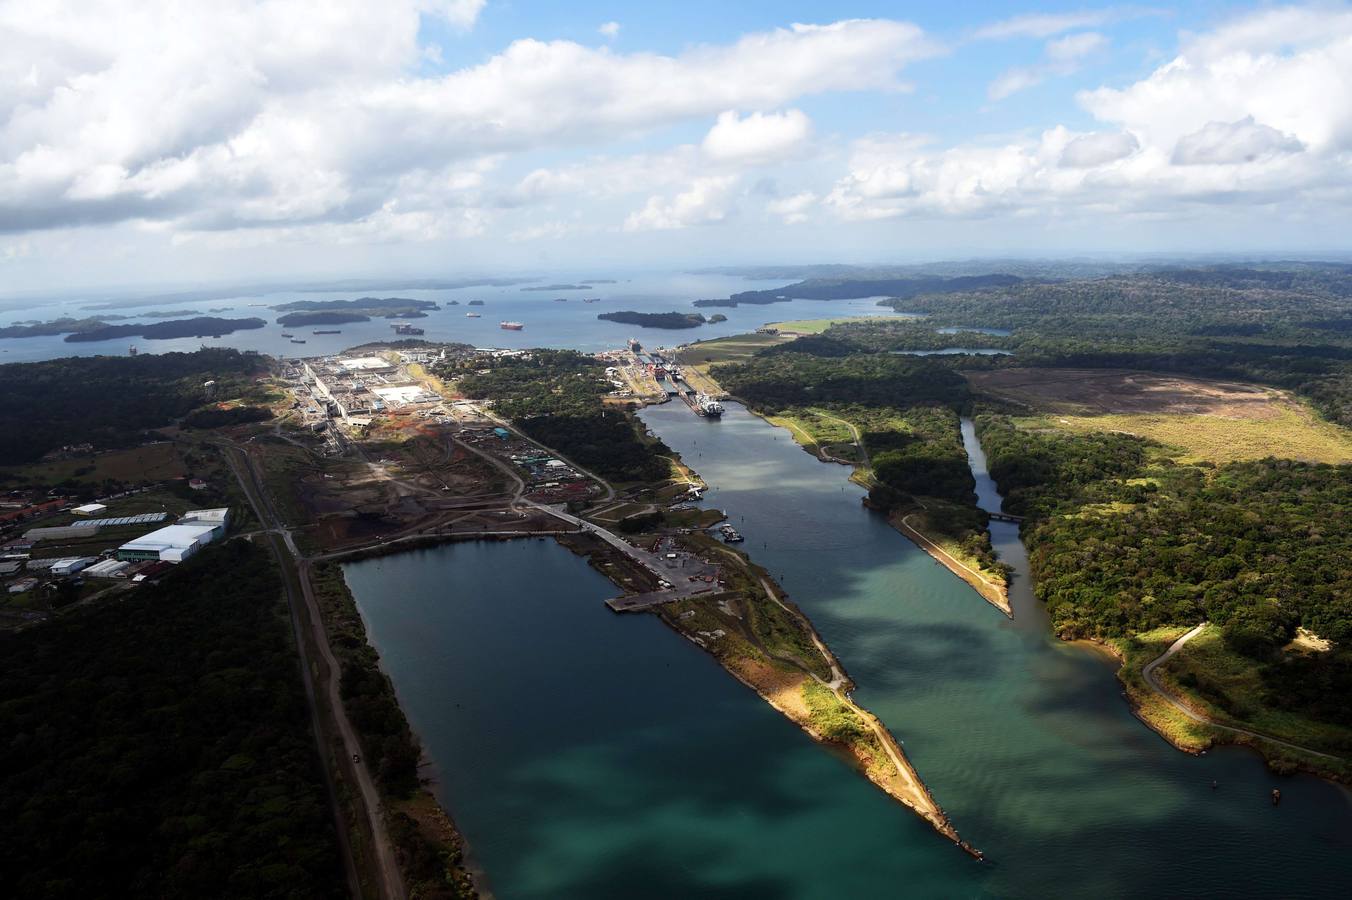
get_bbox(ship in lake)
[500,321,524,331]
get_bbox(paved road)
[1142,623,1344,762]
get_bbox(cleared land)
[767,315,899,335]
[968,368,1352,464]
[676,332,795,371]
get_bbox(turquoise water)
[344,403,1352,898]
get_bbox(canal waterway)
[343,404,1352,898]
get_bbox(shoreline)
[652,575,978,857]
[731,394,1013,617]
[888,511,1012,617]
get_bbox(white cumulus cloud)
[624,176,739,231]
[701,110,812,164]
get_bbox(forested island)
[276,311,370,327]
[270,297,438,319]
[598,310,708,329]
[63,317,266,343]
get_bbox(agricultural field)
[968,368,1352,464]
[767,315,900,335]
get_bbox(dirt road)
[1142,623,1344,762]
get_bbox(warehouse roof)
[180,508,229,525]
[119,524,219,552]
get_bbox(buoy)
[1271,788,1281,805]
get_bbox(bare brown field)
[966,368,1282,417]
[967,368,1352,464]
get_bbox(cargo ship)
[290,338,307,344]
[466,312,481,318]
[468,300,485,306]
[280,333,294,338]
[627,337,642,351]
[392,323,425,335]
[718,524,744,543]
[698,395,724,417]
[313,329,341,335]
[500,321,524,331]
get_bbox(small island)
[598,311,708,329]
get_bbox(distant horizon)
[7,251,1352,308]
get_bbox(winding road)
[1141,623,1344,762]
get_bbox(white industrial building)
[179,508,230,527]
[50,557,96,576]
[72,503,108,516]
[116,523,223,563]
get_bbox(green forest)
[450,349,671,483]
[0,349,268,464]
[0,541,341,898]
[713,352,997,565]
[975,414,1352,731]
[869,266,1352,428]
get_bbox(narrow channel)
[340,405,1352,898]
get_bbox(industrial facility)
[116,519,226,564]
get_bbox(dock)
[606,590,684,612]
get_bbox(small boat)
[465,312,481,318]
[500,321,524,331]
[1272,789,1281,806]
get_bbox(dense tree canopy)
[0,541,341,898]
[0,349,268,464]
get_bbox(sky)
[2,1,1351,293]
